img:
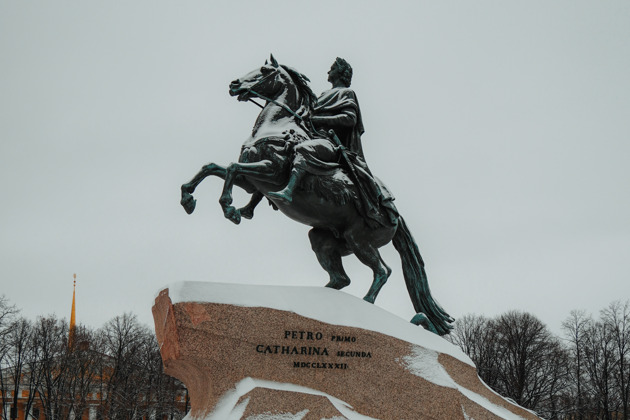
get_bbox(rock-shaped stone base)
[152,282,539,420]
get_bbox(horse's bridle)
[242,69,305,123]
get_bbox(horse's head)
[229,55,317,111]
[229,54,288,102]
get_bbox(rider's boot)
[268,168,305,204]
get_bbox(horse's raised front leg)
[181,163,259,215]
[239,191,264,220]
[220,160,276,224]
[181,163,226,214]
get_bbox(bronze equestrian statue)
[180,55,453,335]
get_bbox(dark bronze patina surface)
[180,55,453,335]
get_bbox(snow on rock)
[244,409,309,420]
[163,281,472,366]
[155,281,541,420]
[399,345,457,389]
[197,378,378,420]
[400,345,528,420]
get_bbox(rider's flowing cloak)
[313,87,365,156]
[294,88,398,228]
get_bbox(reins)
[246,88,304,122]
[242,67,323,136]
[248,98,264,109]
[241,68,306,122]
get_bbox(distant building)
[0,275,188,420]
[1,381,188,420]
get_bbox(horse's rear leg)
[309,228,351,290]
[344,227,392,304]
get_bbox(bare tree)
[451,311,570,418]
[583,320,618,419]
[447,314,502,390]
[2,319,27,420]
[32,315,73,420]
[0,297,188,420]
[99,313,147,420]
[562,309,592,418]
[137,333,186,419]
[4,318,40,420]
[0,296,18,420]
[493,311,570,417]
[0,296,18,332]
[65,325,104,419]
[601,300,630,420]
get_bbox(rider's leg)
[268,140,337,204]
[267,167,306,204]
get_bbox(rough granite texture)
[153,288,540,420]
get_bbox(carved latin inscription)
[254,330,372,370]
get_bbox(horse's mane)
[280,65,317,112]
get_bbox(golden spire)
[69,273,76,349]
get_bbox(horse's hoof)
[410,313,438,334]
[224,207,241,225]
[181,193,197,214]
[240,207,254,220]
[363,295,376,304]
[230,213,242,225]
[325,278,350,290]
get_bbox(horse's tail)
[392,216,454,336]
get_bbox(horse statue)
[180,55,454,335]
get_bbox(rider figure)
[311,57,365,156]
[268,58,396,227]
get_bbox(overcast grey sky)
[1,1,628,334]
